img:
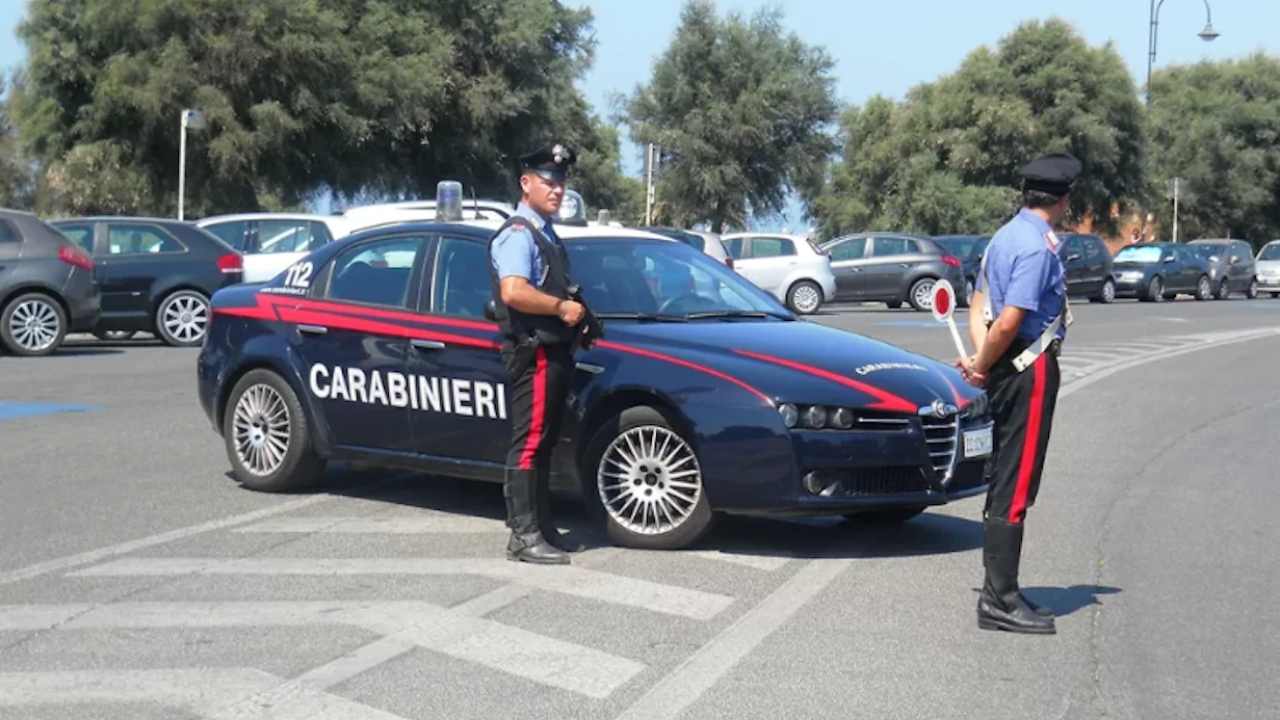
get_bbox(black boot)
[537,466,583,553]
[504,469,569,565]
[977,518,1055,634]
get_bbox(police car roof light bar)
[436,181,464,222]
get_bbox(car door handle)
[411,339,446,351]
[297,324,328,336]
[576,362,605,375]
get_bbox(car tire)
[1146,276,1164,303]
[1195,276,1213,301]
[93,329,137,342]
[223,369,325,493]
[155,290,211,347]
[959,279,974,308]
[1214,278,1230,300]
[785,280,823,315]
[843,506,927,525]
[908,277,937,312]
[0,292,68,357]
[583,405,714,550]
[1091,278,1116,304]
[886,300,903,309]
[1245,279,1258,299]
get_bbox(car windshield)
[1114,246,1163,263]
[1259,244,1280,261]
[568,239,790,319]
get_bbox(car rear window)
[748,237,795,258]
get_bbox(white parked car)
[196,213,350,283]
[343,199,514,233]
[1256,240,1280,297]
[720,233,836,314]
[641,227,733,268]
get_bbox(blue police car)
[197,218,993,550]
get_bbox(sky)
[3,1,1277,226]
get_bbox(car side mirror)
[484,299,499,322]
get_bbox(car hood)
[1256,260,1280,273]
[602,320,977,412]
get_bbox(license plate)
[963,426,993,459]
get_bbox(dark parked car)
[51,217,242,346]
[821,233,967,311]
[0,209,100,356]
[1111,243,1213,302]
[931,235,989,307]
[1188,239,1258,299]
[1058,233,1116,303]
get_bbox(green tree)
[0,77,35,209]
[1147,54,1280,246]
[12,0,612,216]
[812,19,1145,238]
[625,0,837,233]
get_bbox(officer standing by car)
[489,143,586,565]
[960,152,1082,635]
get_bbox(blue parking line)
[0,402,98,422]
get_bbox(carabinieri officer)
[962,152,1081,635]
[489,143,585,565]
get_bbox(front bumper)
[1256,275,1280,290]
[1113,275,1149,297]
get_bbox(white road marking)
[73,557,733,621]
[235,514,507,534]
[0,495,331,586]
[0,668,408,720]
[615,557,853,720]
[686,550,790,571]
[0,601,644,699]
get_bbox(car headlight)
[803,405,828,429]
[830,407,854,429]
[962,392,989,419]
[779,403,799,429]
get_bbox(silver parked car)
[820,233,967,311]
[1188,239,1259,299]
[1255,241,1280,298]
[720,233,836,314]
[641,227,733,268]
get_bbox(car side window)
[748,237,795,258]
[326,236,423,309]
[106,224,185,255]
[55,223,95,252]
[256,220,318,254]
[204,221,250,251]
[724,237,746,259]
[0,220,18,243]
[1084,236,1103,260]
[310,221,334,247]
[432,237,492,318]
[871,237,908,257]
[829,237,867,261]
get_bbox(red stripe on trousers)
[517,347,548,470]
[1008,353,1047,524]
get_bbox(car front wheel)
[1214,278,1230,300]
[1195,275,1212,301]
[785,280,823,314]
[1145,276,1164,303]
[1,292,67,356]
[908,277,937,312]
[585,406,713,550]
[224,369,324,492]
[155,290,210,347]
[1245,279,1258,299]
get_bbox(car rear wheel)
[1195,276,1212,301]
[843,507,927,525]
[959,279,974,308]
[1245,279,1258,299]
[908,277,937,312]
[1145,276,1164,303]
[1090,278,1116,304]
[1214,278,1230,300]
[584,406,713,550]
[1,293,67,357]
[224,369,324,492]
[785,280,823,314]
[155,290,210,347]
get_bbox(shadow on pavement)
[1019,584,1123,618]
[48,347,125,357]
[313,466,984,559]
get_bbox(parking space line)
[0,601,646,700]
[72,557,735,621]
[235,514,507,535]
[614,557,853,720]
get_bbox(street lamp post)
[177,109,206,221]
[1147,0,1220,107]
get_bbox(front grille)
[809,467,930,496]
[920,414,958,481]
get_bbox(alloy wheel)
[912,279,936,310]
[232,384,291,477]
[161,293,209,344]
[598,425,702,536]
[8,298,61,353]
[791,283,821,314]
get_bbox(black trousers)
[502,340,572,533]
[983,343,1061,526]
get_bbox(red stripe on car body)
[596,340,771,404]
[733,349,918,414]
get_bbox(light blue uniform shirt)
[490,202,560,286]
[981,208,1067,342]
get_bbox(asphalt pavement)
[1,296,1277,719]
